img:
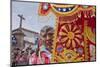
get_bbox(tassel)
[84,11,87,18]
[78,12,81,18]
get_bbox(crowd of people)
[11,26,54,67]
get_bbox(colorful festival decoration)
[38,3,96,63]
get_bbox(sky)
[12,1,56,33]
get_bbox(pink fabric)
[40,51,50,64]
[30,51,50,64]
[31,53,41,64]
[29,39,50,64]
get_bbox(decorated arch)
[39,3,96,63]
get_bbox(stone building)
[11,28,40,50]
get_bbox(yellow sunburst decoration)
[59,24,83,49]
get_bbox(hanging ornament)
[38,3,51,16]
[43,3,49,10]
